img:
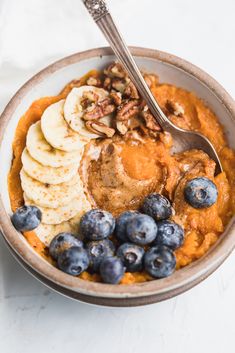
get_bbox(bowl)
[0,47,234,307]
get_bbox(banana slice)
[34,220,78,246]
[64,86,111,139]
[41,99,88,152]
[22,148,79,185]
[34,213,88,246]
[26,122,83,167]
[20,169,82,208]
[24,193,91,225]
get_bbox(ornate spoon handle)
[82,0,173,130]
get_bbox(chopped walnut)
[138,122,160,139]
[138,123,155,137]
[128,115,143,129]
[148,130,160,138]
[103,77,112,90]
[80,90,99,110]
[85,121,115,138]
[83,98,115,121]
[110,91,122,105]
[166,100,184,116]
[141,106,161,131]
[116,120,128,135]
[86,76,102,87]
[124,81,139,99]
[82,90,99,103]
[143,73,159,88]
[104,62,127,78]
[111,78,126,93]
[116,100,139,121]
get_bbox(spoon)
[82,0,222,175]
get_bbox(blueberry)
[115,211,140,243]
[57,246,89,276]
[144,245,176,278]
[126,214,157,245]
[141,193,172,221]
[184,177,218,209]
[154,220,184,250]
[49,233,83,260]
[116,243,145,272]
[86,239,115,272]
[80,209,115,241]
[100,256,125,284]
[11,205,42,232]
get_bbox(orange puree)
[8,70,235,284]
[120,140,164,180]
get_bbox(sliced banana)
[34,213,88,246]
[22,148,79,185]
[24,193,91,225]
[26,121,83,167]
[20,169,83,208]
[64,86,111,139]
[34,220,79,246]
[41,99,88,152]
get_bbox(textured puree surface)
[8,70,235,284]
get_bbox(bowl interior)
[0,48,234,301]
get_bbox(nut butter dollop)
[80,132,179,216]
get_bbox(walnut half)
[116,100,139,121]
[166,100,185,117]
[83,98,115,120]
[116,120,128,135]
[85,121,115,138]
[141,106,161,131]
[104,62,127,79]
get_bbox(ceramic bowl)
[0,47,235,307]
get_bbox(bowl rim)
[0,46,235,300]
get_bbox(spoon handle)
[82,0,172,130]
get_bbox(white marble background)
[0,0,234,352]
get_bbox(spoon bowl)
[168,126,223,175]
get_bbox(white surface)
[0,0,234,352]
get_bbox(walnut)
[80,90,99,110]
[124,81,139,99]
[110,91,122,105]
[83,98,115,120]
[128,115,143,129]
[82,90,99,103]
[103,77,112,91]
[86,76,102,87]
[104,62,127,78]
[141,106,161,131]
[116,100,139,121]
[166,100,184,116]
[138,122,159,138]
[111,78,126,93]
[116,120,128,135]
[148,129,160,138]
[143,73,159,88]
[85,121,115,138]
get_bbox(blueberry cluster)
[46,194,183,284]
[10,176,218,284]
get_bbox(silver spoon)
[82,0,222,175]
